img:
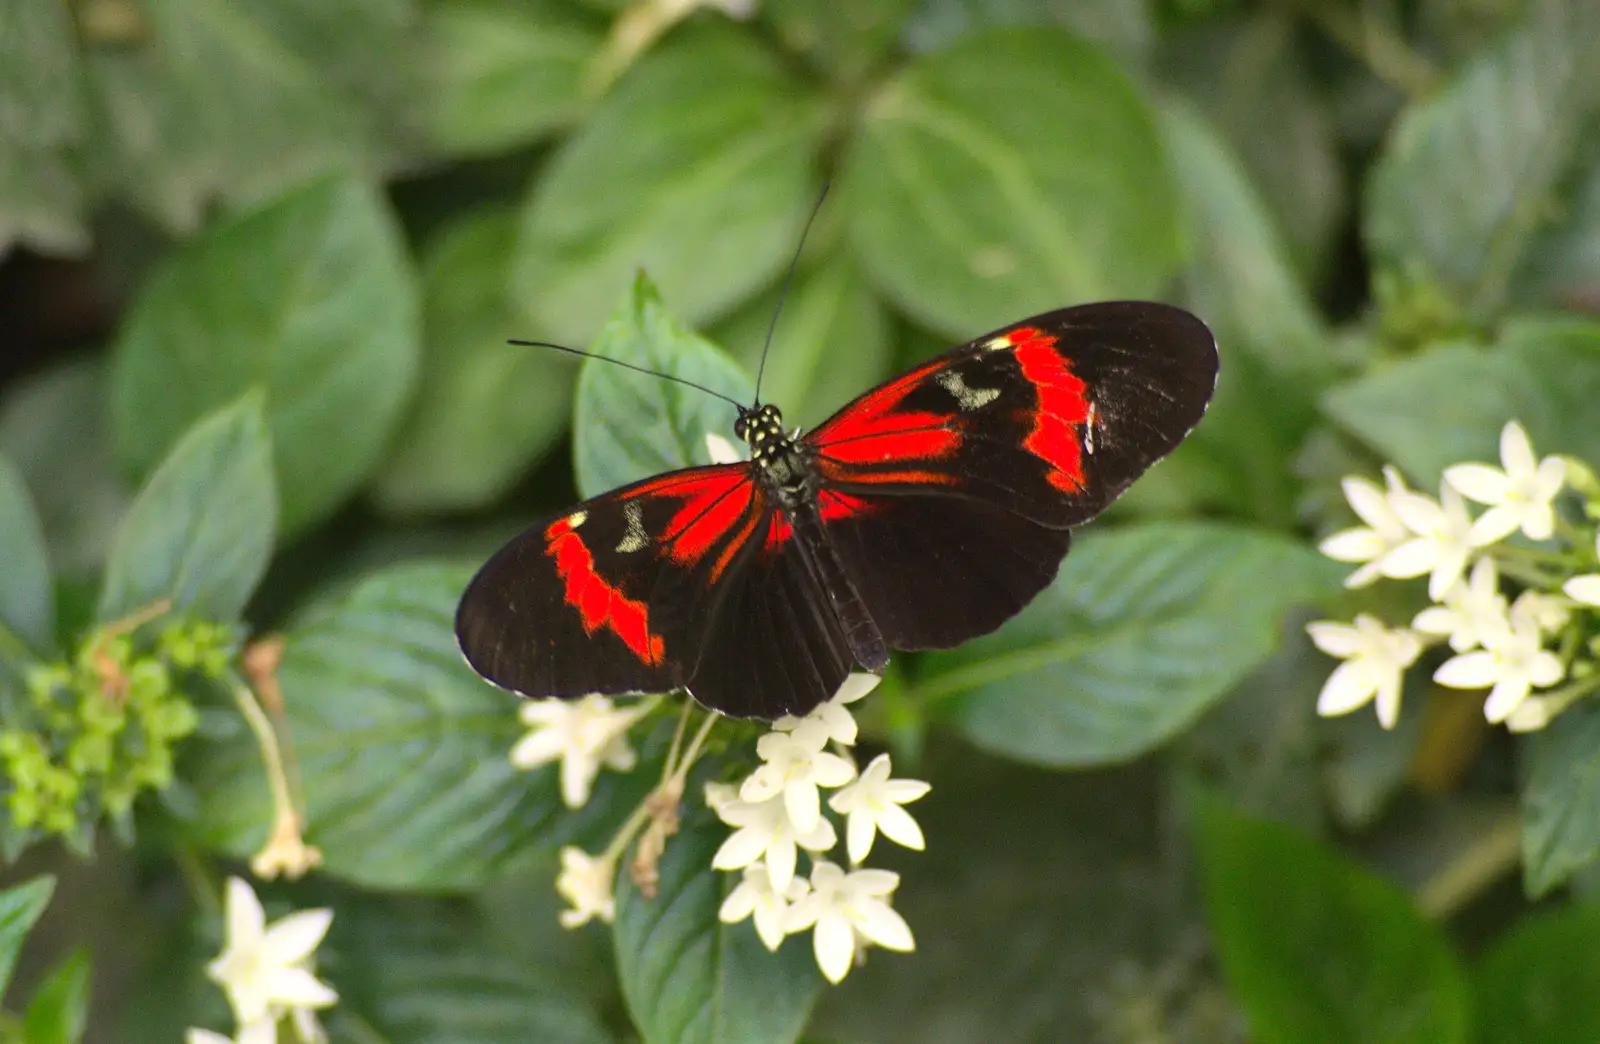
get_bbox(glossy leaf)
[573,274,754,498]
[1474,905,1600,1043]
[22,949,91,1044]
[1322,317,1600,484]
[374,208,576,514]
[185,562,638,890]
[614,806,822,1044]
[1522,702,1600,897]
[110,174,421,536]
[428,0,600,156]
[513,24,826,343]
[0,452,54,655]
[97,395,277,624]
[1195,795,1471,1044]
[0,875,55,999]
[925,523,1340,767]
[842,26,1181,338]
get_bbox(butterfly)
[456,300,1218,721]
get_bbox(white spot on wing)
[568,510,588,528]
[983,335,1011,352]
[936,369,1001,411]
[1084,401,1097,454]
[615,502,647,553]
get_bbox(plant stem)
[1414,806,1523,918]
[1274,0,1439,98]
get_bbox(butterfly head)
[734,403,787,461]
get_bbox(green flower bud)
[68,732,114,775]
[127,659,171,705]
[79,690,127,733]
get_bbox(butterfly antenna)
[753,181,831,406]
[508,340,745,410]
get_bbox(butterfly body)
[457,301,1219,720]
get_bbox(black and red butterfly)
[456,301,1218,720]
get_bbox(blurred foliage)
[2,0,1600,1041]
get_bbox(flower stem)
[1414,806,1522,918]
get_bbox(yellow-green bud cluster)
[0,618,236,844]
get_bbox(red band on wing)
[658,471,756,565]
[1010,330,1091,491]
[811,358,962,464]
[545,517,665,665]
[760,490,872,552]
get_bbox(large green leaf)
[374,208,576,514]
[22,949,91,1044]
[841,26,1182,338]
[0,0,87,253]
[186,563,637,890]
[326,892,615,1044]
[98,395,277,624]
[573,275,754,498]
[1365,3,1600,317]
[1512,137,1600,307]
[0,358,129,580]
[512,24,826,343]
[110,175,421,535]
[1474,905,1600,1043]
[1195,796,1471,1044]
[0,453,54,655]
[1322,317,1600,484]
[922,523,1340,767]
[711,256,892,430]
[427,0,600,157]
[0,875,55,999]
[1522,702,1600,897]
[614,807,821,1044]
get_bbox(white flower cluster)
[1311,422,1600,732]
[189,877,338,1044]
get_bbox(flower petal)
[264,966,339,1009]
[881,779,931,804]
[851,897,915,952]
[509,728,566,771]
[875,804,926,851]
[765,838,798,893]
[238,1020,277,1044]
[1484,676,1532,723]
[834,673,882,705]
[813,912,856,983]
[224,877,266,948]
[1319,528,1387,563]
[1342,477,1392,529]
[1315,661,1376,716]
[752,901,788,951]
[1305,621,1361,657]
[1443,463,1510,505]
[1434,652,1497,689]
[846,810,875,864]
[720,883,757,923]
[1564,575,1600,606]
[784,779,821,835]
[1375,538,1436,579]
[1500,421,1536,476]
[259,908,333,966]
[713,827,769,872]
[1466,505,1520,546]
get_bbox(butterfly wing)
[803,300,1217,649]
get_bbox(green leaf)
[1474,905,1600,1043]
[1130,99,1331,524]
[326,892,615,1044]
[1194,795,1471,1044]
[0,453,54,655]
[0,0,87,253]
[841,26,1181,339]
[512,23,826,343]
[614,806,822,1044]
[902,0,1153,66]
[186,563,625,890]
[110,174,421,536]
[1522,702,1600,897]
[573,275,754,498]
[762,0,920,81]
[1365,3,1600,317]
[427,0,601,157]
[1322,317,1600,484]
[98,394,276,624]
[374,208,576,514]
[0,357,129,580]
[0,875,55,999]
[1513,136,1600,308]
[923,523,1340,767]
[711,256,891,430]
[22,949,91,1044]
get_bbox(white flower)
[1412,557,1508,652]
[739,724,856,834]
[1444,421,1566,543]
[1434,609,1565,723]
[1511,590,1571,635]
[705,432,744,464]
[1306,615,1424,729]
[785,861,914,984]
[1319,468,1416,588]
[187,1030,273,1044]
[510,695,647,808]
[555,847,616,928]
[772,673,880,746]
[206,878,337,1032]
[1385,480,1492,599]
[718,861,810,951]
[1505,694,1563,733]
[1564,534,1600,606]
[703,780,740,815]
[712,793,837,892]
[828,753,930,864]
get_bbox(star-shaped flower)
[1306,615,1424,729]
[1433,608,1565,723]
[739,722,856,834]
[1318,468,1417,588]
[1564,534,1600,606]
[718,861,811,951]
[206,878,337,1032]
[772,673,880,746]
[554,846,616,928]
[785,861,914,984]
[711,792,837,892]
[1412,557,1508,652]
[1444,421,1567,543]
[828,753,930,863]
[510,694,647,808]
[1384,480,1492,599]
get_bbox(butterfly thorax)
[737,403,811,502]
